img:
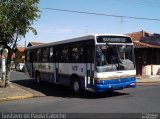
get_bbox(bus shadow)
[12,79,130,99]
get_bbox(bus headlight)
[95,78,101,84]
[95,78,108,85]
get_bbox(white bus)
[25,34,136,94]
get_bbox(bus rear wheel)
[71,78,82,95]
[35,72,41,84]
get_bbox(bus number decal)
[72,66,78,71]
[37,64,51,70]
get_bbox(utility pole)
[120,17,125,24]
[84,25,89,35]
[1,48,6,79]
[0,44,6,87]
[25,39,27,48]
[120,17,126,34]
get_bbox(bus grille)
[108,78,131,84]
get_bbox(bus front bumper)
[94,77,136,93]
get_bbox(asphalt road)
[0,70,160,115]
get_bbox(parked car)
[22,65,25,72]
[16,63,25,72]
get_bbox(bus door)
[86,63,94,89]
[55,62,59,83]
[54,49,59,83]
[85,46,94,89]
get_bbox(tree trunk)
[5,64,11,87]
[3,36,17,87]
[5,48,12,87]
[0,48,8,87]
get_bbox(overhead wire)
[42,8,160,22]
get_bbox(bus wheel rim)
[73,81,79,92]
[37,75,40,83]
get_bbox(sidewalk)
[0,77,160,102]
[0,83,34,102]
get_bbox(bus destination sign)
[97,36,132,43]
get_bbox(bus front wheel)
[71,78,82,95]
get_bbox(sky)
[20,0,160,46]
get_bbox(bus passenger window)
[61,48,69,62]
[36,49,41,62]
[49,47,54,62]
[71,48,79,61]
[42,48,49,62]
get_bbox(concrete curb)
[137,81,160,83]
[0,94,35,102]
[136,81,160,86]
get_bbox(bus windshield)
[96,44,135,72]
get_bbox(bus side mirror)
[121,44,126,52]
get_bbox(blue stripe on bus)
[95,77,136,93]
[38,71,136,92]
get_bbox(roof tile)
[133,41,160,48]
[16,47,25,52]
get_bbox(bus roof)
[26,34,131,50]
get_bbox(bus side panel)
[33,63,56,83]
[58,63,86,87]
[57,63,95,90]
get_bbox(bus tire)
[35,72,41,84]
[71,78,82,95]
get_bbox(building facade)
[15,47,25,67]
[127,30,160,77]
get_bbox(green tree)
[0,0,40,87]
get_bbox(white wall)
[142,65,160,76]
